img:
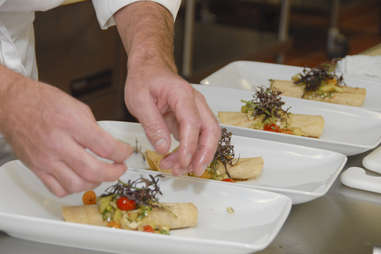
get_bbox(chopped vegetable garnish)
[241,87,290,122]
[107,221,121,228]
[226,207,235,214]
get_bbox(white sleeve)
[92,0,181,30]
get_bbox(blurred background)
[34,0,381,121]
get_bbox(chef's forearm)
[0,65,28,131]
[114,1,177,73]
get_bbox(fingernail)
[155,138,167,152]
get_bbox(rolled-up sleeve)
[92,0,181,29]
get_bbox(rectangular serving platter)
[99,121,347,204]
[200,60,381,112]
[0,160,291,254]
[194,85,381,156]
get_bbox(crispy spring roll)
[62,202,198,229]
[270,80,304,98]
[270,79,366,106]
[145,150,263,180]
[217,157,263,179]
[218,112,324,138]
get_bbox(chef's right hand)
[0,71,133,197]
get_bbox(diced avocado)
[113,209,123,223]
[128,211,139,221]
[98,195,113,214]
[241,105,249,113]
[318,79,343,93]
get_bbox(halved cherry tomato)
[264,123,280,132]
[264,123,293,134]
[116,197,136,211]
[222,178,234,182]
[143,225,154,233]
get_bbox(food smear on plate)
[145,128,263,181]
[270,67,366,106]
[62,175,198,235]
[218,87,324,138]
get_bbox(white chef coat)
[0,0,181,80]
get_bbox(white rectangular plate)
[0,160,291,254]
[99,121,347,204]
[194,85,381,156]
[200,60,381,112]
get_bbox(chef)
[0,0,220,197]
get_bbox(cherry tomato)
[116,197,136,211]
[143,225,154,233]
[82,190,97,205]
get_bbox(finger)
[74,121,133,163]
[188,92,221,176]
[129,90,171,154]
[58,135,128,183]
[167,86,201,169]
[35,171,68,197]
[52,161,100,194]
[159,150,184,176]
[163,112,180,140]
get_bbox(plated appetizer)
[62,175,198,235]
[145,128,264,182]
[270,67,366,106]
[218,87,324,138]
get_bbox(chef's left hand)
[124,64,220,176]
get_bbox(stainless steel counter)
[1,148,381,254]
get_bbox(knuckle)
[187,117,201,129]
[214,125,222,138]
[143,123,167,141]
[181,83,194,94]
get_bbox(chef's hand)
[115,1,220,176]
[125,65,221,176]
[0,69,133,197]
